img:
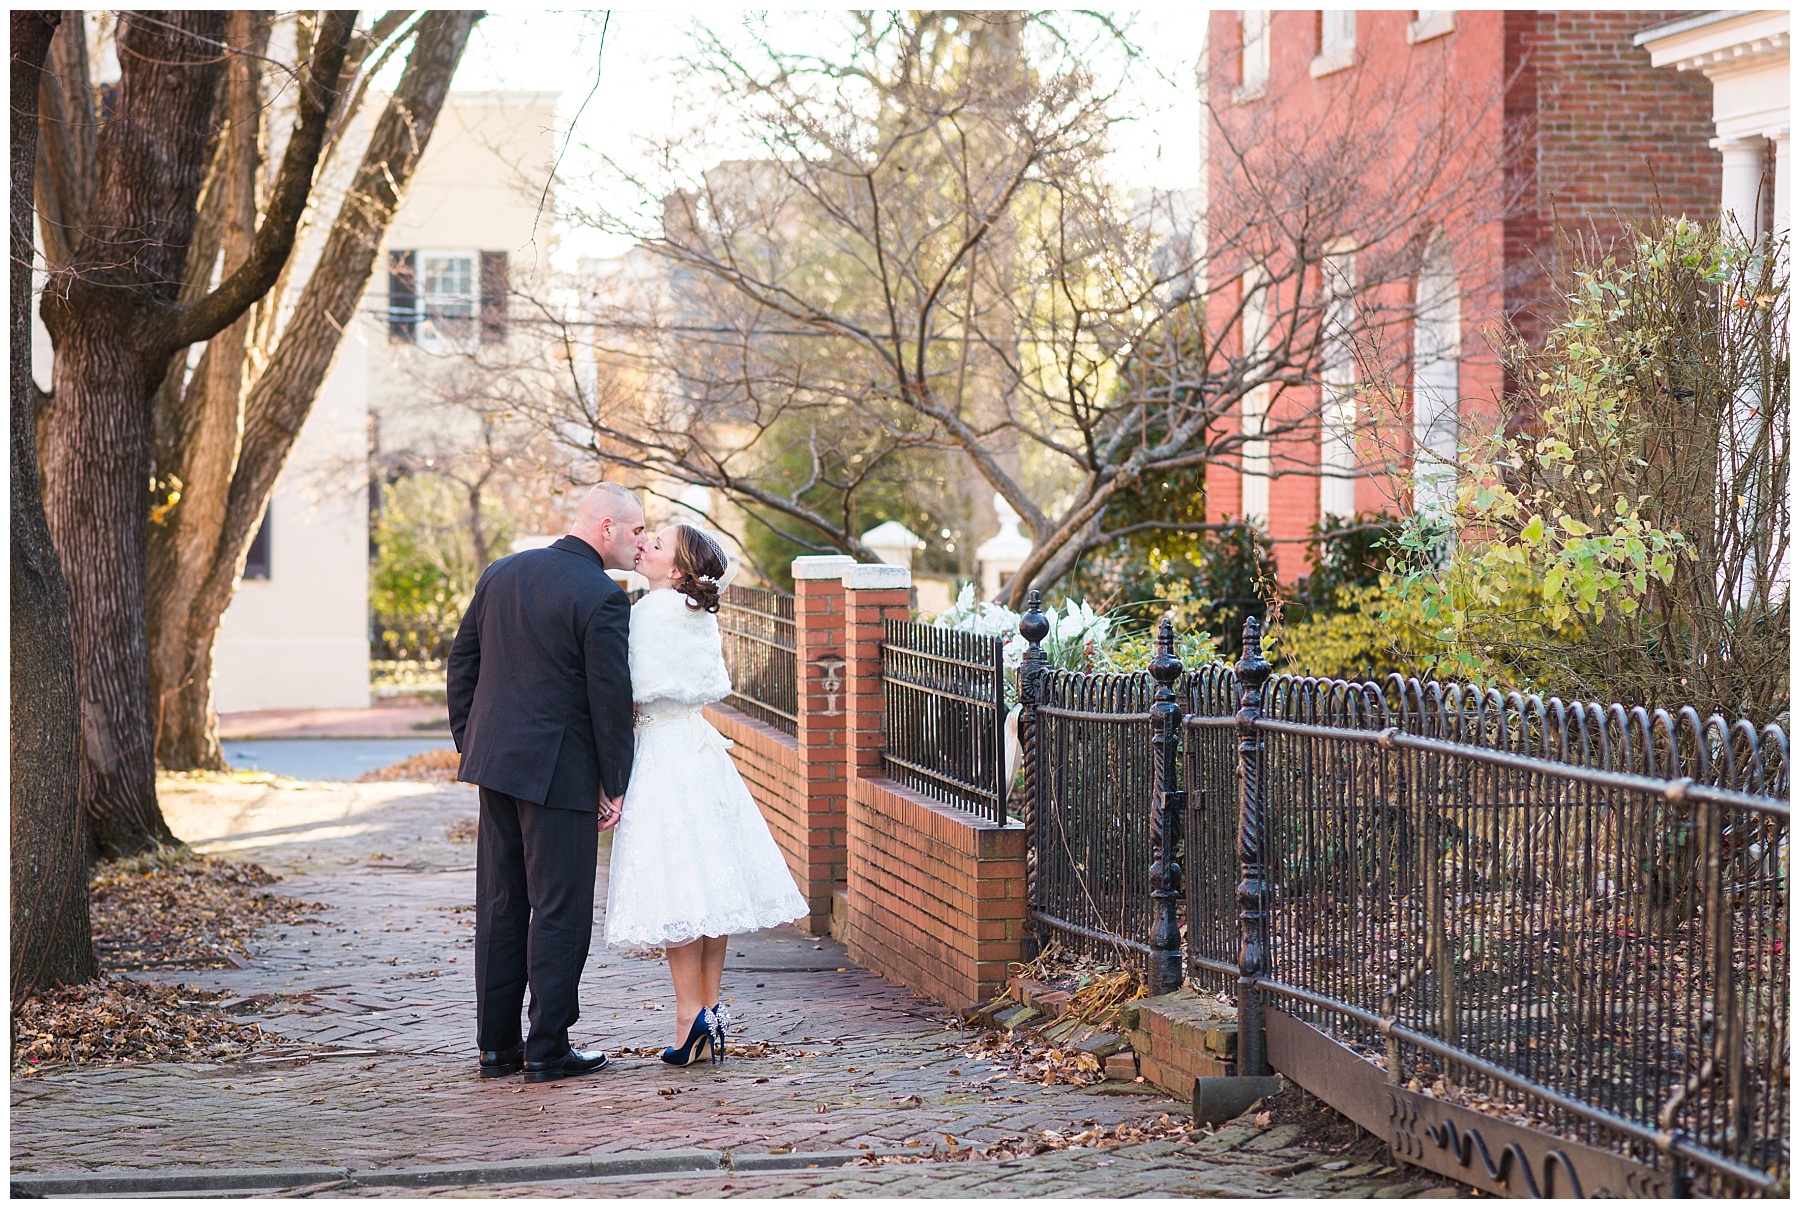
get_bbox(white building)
[1637,10,1789,236]
[213,92,558,712]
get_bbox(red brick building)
[1202,11,1719,581]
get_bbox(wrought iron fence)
[1248,717,1787,1195]
[1013,603,1789,1196]
[1028,667,1157,957]
[881,620,1007,824]
[717,585,797,736]
[370,612,457,662]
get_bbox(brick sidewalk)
[10,779,1444,1197]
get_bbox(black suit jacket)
[447,536,633,811]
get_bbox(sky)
[423,8,1211,264]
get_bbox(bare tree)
[35,11,355,856]
[34,13,477,841]
[142,11,477,774]
[521,12,1508,607]
[13,9,94,993]
[370,353,592,586]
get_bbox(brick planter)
[845,774,1028,1010]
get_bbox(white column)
[1772,132,1790,238]
[1713,135,1770,237]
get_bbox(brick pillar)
[789,555,857,934]
[841,564,912,780]
[838,561,1032,1008]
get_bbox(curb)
[353,1148,724,1189]
[9,1167,347,1196]
[11,1147,899,1197]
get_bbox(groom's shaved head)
[576,482,639,528]
[570,483,645,571]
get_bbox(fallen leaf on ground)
[358,749,462,783]
[90,847,325,970]
[12,975,264,1074]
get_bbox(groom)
[447,483,646,1082]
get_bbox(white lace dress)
[603,589,809,947]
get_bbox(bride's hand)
[598,794,623,832]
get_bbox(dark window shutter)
[388,249,416,343]
[243,508,272,580]
[480,250,508,343]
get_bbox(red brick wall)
[845,775,1029,1010]
[1203,10,1718,576]
[1504,10,1718,348]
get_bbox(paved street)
[11,776,1445,1197]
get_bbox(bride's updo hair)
[670,524,727,613]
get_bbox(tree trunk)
[38,11,353,854]
[12,9,97,992]
[147,11,479,771]
[147,11,270,772]
[39,12,227,856]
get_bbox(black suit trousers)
[474,788,598,1063]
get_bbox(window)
[1319,247,1357,522]
[388,248,508,345]
[1236,10,1270,102]
[418,251,476,348]
[1312,11,1356,77]
[242,508,272,581]
[1411,233,1461,520]
[1240,271,1272,527]
[1407,10,1455,44]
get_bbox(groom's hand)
[598,794,624,833]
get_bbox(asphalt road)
[220,738,454,781]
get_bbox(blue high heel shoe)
[708,1003,733,1065]
[661,1008,715,1067]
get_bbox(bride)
[603,523,809,1066]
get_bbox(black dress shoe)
[523,1047,609,1083]
[478,1044,525,1078]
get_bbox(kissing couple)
[446,484,808,1081]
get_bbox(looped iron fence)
[880,620,1007,824]
[716,585,797,736]
[1012,607,1789,1197]
[1028,665,1156,957]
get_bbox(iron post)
[1235,614,1273,1076]
[1148,617,1186,996]
[1018,592,1050,953]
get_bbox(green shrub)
[1379,219,1787,719]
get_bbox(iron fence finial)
[1020,589,1049,646]
[1150,616,1180,690]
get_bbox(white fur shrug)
[629,588,732,707]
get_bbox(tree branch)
[171,9,356,350]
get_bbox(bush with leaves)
[1270,584,1395,681]
[1074,516,1276,660]
[1380,219,1787,720]
[370,475,510,662]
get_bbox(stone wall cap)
[792,555,860,580]
[842,563,912,589]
